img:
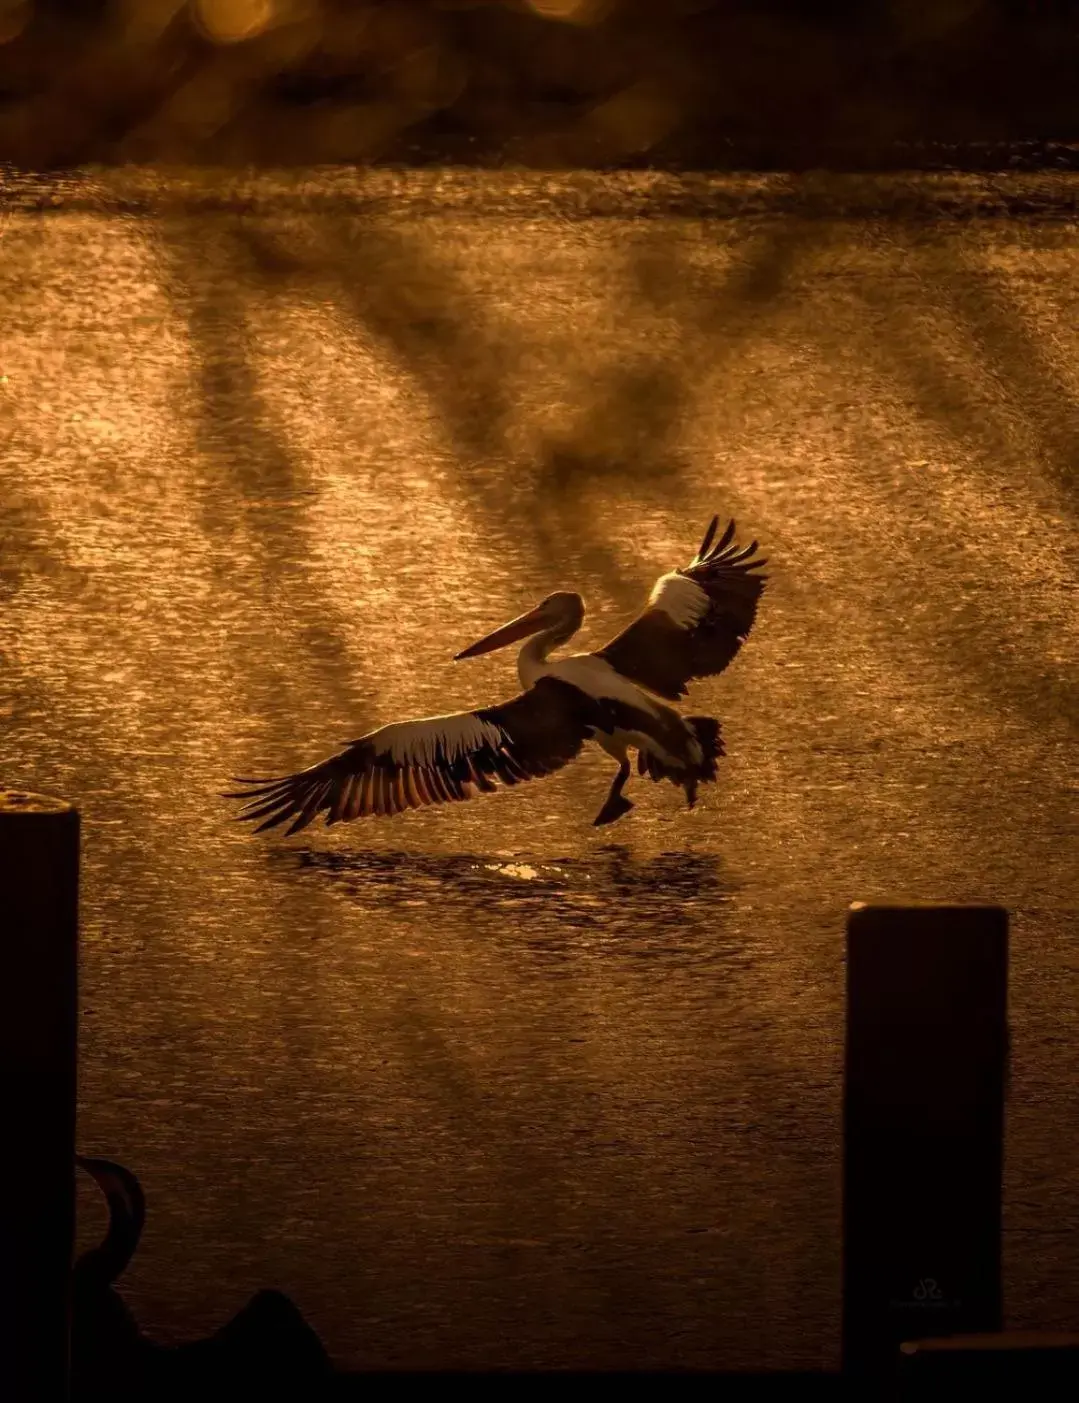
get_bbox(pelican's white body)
[519,640,700,770]
[525,652,660,712]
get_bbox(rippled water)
[1,170,1077,1369]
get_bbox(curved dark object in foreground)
[74,1156,145,1290]
[72,1156,332,1401]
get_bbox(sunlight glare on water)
[1,169,1077,1369]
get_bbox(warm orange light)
[118,1,188,45]
[525,0,611,25]
[586,80,678,154]
[191,0,278,44]
[0,0,31,47]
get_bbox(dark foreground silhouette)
[72,1156,333,1401]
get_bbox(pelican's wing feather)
[223,676,599,835]
[595,516,767,701]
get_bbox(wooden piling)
[0,792,79,1403]
[842,901,1009,1384]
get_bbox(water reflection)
[280,844,744,971]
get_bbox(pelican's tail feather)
[687,715,723,783]
[635,716,724,807]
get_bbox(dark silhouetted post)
[0,792,79,1403]
[843,901,1008,1385]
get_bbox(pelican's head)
[454,591,584,661]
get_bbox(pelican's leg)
[593,759,633,828]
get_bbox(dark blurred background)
[2,0,1079,170]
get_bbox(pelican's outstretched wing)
[595,516,767,702]
[223,676,599,836]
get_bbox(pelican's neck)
[518,624,573,689]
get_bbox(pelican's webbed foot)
[593,793,633,827]
[593,761,633,827]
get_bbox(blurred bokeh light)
[192,0,280,46]
[0,2,1077,167]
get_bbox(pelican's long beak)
[454,605,549,660]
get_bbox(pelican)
[224,516,767,834]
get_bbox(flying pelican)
[224,516,767,834]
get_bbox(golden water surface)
[1,169,1077,1369]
